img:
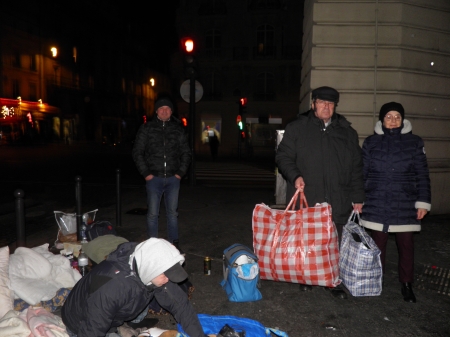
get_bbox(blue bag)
[178,314,289,337]
[220,243,262,302]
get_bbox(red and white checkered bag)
[252,189,340,287]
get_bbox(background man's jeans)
[146,175,180,242]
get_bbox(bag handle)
[348,210,373,248]
[269,188,308,278]
[285,188,308,212]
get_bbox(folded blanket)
[20,307,68,337]
[0,310,30,337]
[9,244,81,305]
[0,307,70,337]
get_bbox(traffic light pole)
[237,127,242,159]
[189,74,196,186]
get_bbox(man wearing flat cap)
[132,96,191,253]
[276,86,365,299]
[62,238,210,337]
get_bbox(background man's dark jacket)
[132,117,191,178]
[61,242,204,337]
[276,110,365,224]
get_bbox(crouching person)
[62,238,208,337]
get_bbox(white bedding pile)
[8,244,81,305]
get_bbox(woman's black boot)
[401,283,416,303]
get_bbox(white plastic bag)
[54,209,98,235]
[54,211,76,235]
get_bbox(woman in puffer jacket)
[360,102,431,303]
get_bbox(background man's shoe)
[299,284,313,292]
[401,283,416,303]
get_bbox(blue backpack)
[220,243,262,302]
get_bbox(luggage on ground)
[339,211,382,296]
[220,243,262,302]
[252,189,340,287]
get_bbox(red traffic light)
[236,115,242,124]
[182,38,194,53]
[181,117,188,127]
[240,97,247,106]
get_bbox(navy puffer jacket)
[360,120,431,233]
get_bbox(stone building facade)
[301,0,450,213]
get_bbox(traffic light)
[238,97,247,115]
[241,131,246,139]
[236,115,243,130]
[181,37,196,78]
[181,117,188,127]
[182,38,194,54]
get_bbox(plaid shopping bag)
[252,189,340,287]
[339,211,382,296]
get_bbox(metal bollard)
[75,176,82,241]
[14,189,26,248]
[116,168,121,227]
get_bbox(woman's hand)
[417,208,428,220]
[353,203,363,213]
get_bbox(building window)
[255,25,275,59]
[205,29,222,57]
[233,47,249,60]
[204,71,222,100]
[72,71,79,88]
[249,0,281,10]
[29,83,37,101]
[289,65,299,87]
[12,80,20,98]
[255,72,275,101]
[30,55,37,71]
[12,52,21,68]
[199,0,227,15]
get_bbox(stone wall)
[301,0,450,214]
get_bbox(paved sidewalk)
[15,184,450,336]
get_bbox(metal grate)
[416,265,450,296]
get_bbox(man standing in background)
[132,97,191,253]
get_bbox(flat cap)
[311,86,340,103]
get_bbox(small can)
[204,256,211,275]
